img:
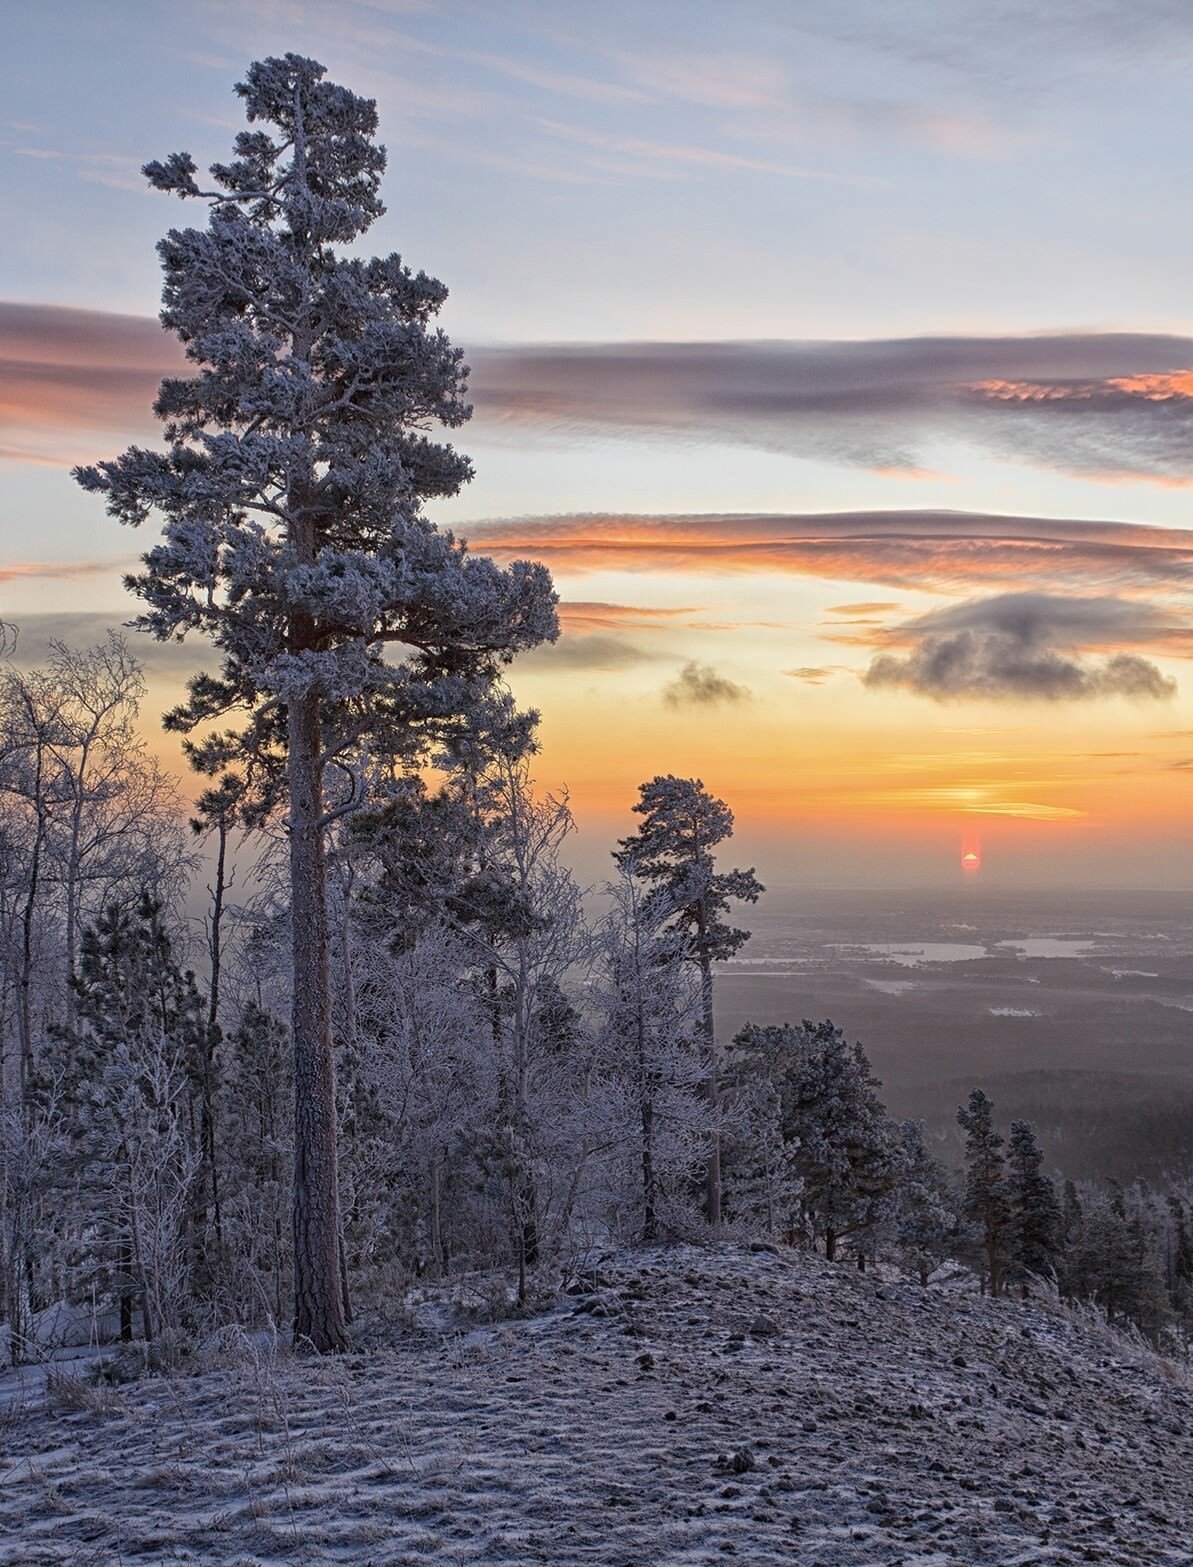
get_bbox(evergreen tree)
[75,55,557,1349]
[615,777,762,1228]
[596,860,704,1243]
[729,1020,900,1260]
[1166,1195,1193,1310]
[1006,1119,1062,1297]
[58,896,206,1341]
[219,1001,292,1323]
[1061,1194,1171,1337]
[1062,1178,1083,1246]
[956,1089,1012,1295]
[892,1119,954,1285]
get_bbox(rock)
[715,1448,756,1475]
[748,1315,780,1339]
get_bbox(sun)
[961,849,981,874]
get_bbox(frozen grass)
[2,1242,1193,1564]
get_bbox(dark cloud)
[863,592,1179,702]
[0,302,180,462]
[469,334,1193,482]
[662,661,752,707]
[10,301,1193,483]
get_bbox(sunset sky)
[5,0,1193,886]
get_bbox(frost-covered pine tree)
[57,896,206,1343]
[1006,1119,1062,1298]
[596,860,705,1242]
[75,55,557,1350]
[957,1089,1012,1296]
[616,777,762,1228]
[731,1019,900,1260]
[892,1119,954,1285]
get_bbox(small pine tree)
[1006,1119,1062,1297]
[1062,1194,1172,1338]
[729,1020,900,1261]
[956,1089,1012,1296]
[219,1002,292,1324]
[616,777,762,1229]
[892,1119,954,1285]
[57,896,206,1341]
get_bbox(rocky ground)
[2,1242,1192,1565]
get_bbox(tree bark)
[201,813,227,1250]
[697,938,720,1231]
[640,1093,657,1243]
[288,690,347,1353]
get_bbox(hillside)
[2,1243,1192,1565]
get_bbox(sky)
[4,0,1193,888]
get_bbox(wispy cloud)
[557,600,703,630]
[0,557,134,583]
[785,665,837,683]
[464,510,1193,594]
[11,146,147,192]
[0,302,180,462]
[532,118,864,183]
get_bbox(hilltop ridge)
[3,1242,1192,1565]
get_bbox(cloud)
[465,510,1193,594]
[662,661,752,707]
[0,557,134,583]
[3,612,210,677]
[0,302,180,462]
[520,632,655,671]
[532,119,863,184]
[785,666,836,684]
[468,333,1193,483]
[863,592,1179,702]
[826,601,903,617]
[966,374,1193,485]
[11,303,1193,484]
[556,600,702,630]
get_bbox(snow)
[2,1243,1191,1564]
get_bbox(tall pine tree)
[76,55,557,1349]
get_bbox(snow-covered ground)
[2,1243,1192,1565]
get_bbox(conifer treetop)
[615,774,762,962]
[74,52,558,821]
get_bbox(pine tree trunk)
[288,690,347,1353]
[698,942,721,1231]
[430,1152,443,1272]
[203,814,227,1248]
[640,1093,657,1243]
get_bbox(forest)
[2,52,1191,1374]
